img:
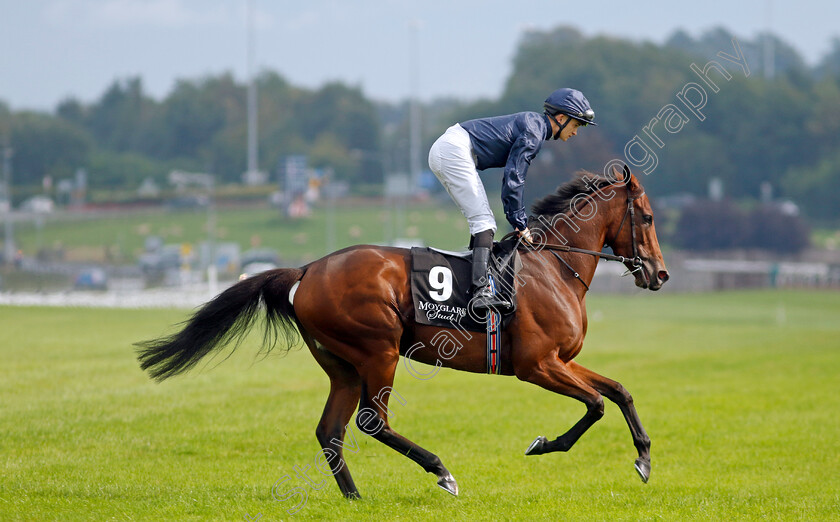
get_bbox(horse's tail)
[136,267,305,382]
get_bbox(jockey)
[428,88,596,312]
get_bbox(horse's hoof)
[343,490,361,500]
[437,473,459,496]
[634,458,651,483]
[525,436,547,456]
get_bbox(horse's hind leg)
[305,336,363,498]
[516,356,606,456]
[568,361,652,483]
[355,349,459,496]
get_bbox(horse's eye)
[643,214,653,225]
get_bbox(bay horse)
[137,166,669,499]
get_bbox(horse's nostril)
[658,270,670,282]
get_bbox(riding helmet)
[544,88,597,126]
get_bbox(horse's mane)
[528,171,617,228]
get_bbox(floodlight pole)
[246,0,259,176]
[3,144,13,266]
[206,175,218,295]
[409,19,421,193]
[764,0,775,79]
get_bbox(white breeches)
[428,124,496,236]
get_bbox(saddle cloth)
[410,240,522,333]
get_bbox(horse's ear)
[610,164,632,184]
[611,164,641,193]
[625,165,643,191]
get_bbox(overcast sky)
[1,0,838,111]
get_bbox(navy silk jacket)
[459,112,552,231]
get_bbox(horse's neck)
[536,207,613,294]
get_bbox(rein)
[520,237,641,266]
[503,182,644,290]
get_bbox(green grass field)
[2,290,839,521]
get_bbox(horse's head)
[606,166,670,291]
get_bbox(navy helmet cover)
[543,88,597,126]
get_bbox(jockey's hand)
[517,227,534,245]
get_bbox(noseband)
[612,190,644,273]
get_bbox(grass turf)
[1,290,839,520]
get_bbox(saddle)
[410,239,522,333]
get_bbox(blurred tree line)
[0,25,838,231]
[0,73,383,195]
[435,26,840,228]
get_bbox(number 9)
[428,266,453,302]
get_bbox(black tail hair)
[136,267,304,381]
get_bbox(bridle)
[612,188,644,273]
[509,179,644,291]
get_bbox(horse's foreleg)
[306,339,363,499]
[568,361,651,483]
[516,357,605,456]
[356,351,458,496]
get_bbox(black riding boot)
[471,246,511,312]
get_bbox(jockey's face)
[558,116,582,141]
